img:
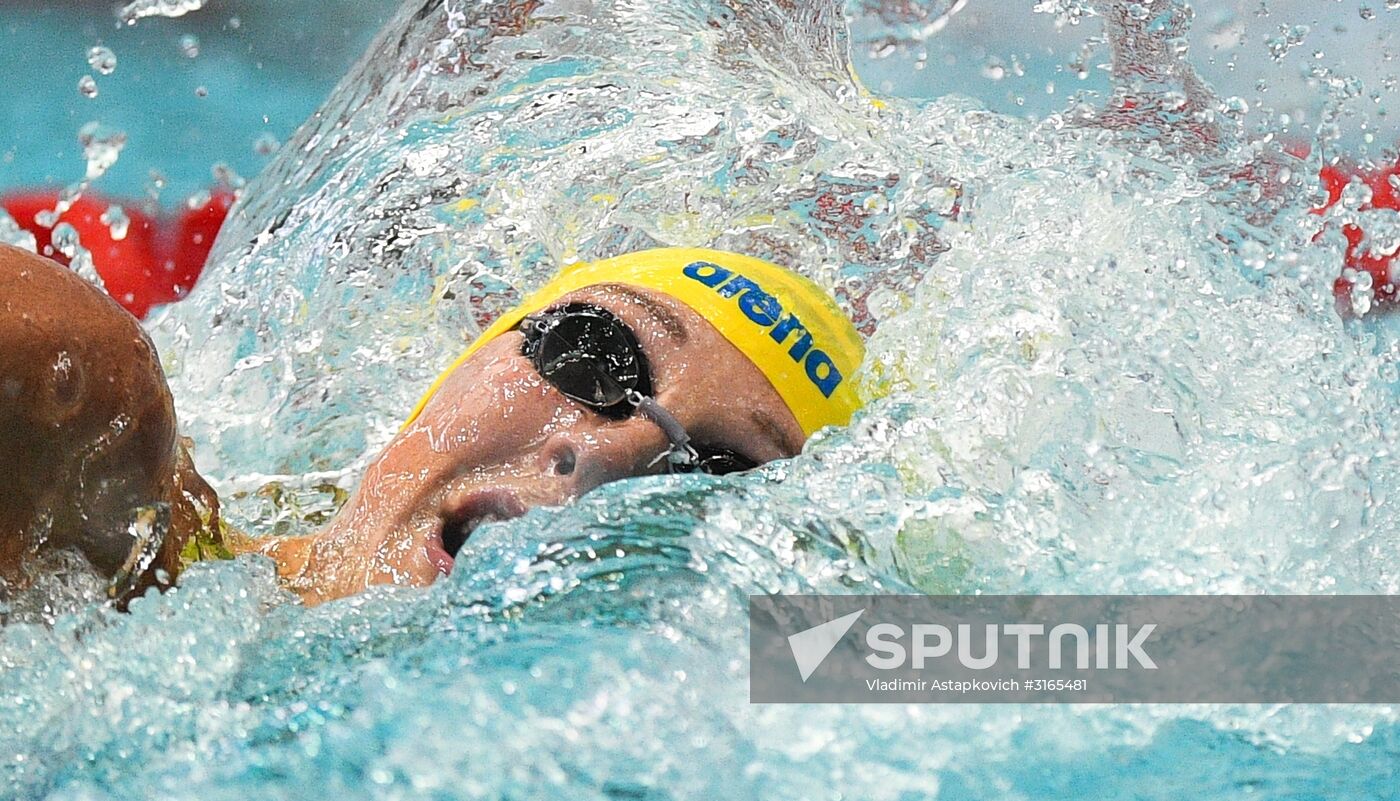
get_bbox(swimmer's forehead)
[546,283,691,343]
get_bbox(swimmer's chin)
[243,485,536,606]
[239,521,451,606]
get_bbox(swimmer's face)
[282,283,805,603]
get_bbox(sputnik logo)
[787,608,865,681]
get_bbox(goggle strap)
[628,391,698,469]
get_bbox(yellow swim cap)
[404,247,865,437]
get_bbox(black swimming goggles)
[517,302,758,476]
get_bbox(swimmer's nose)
[538,420,670,496]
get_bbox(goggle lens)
[519,303,756,476]
[521,303,651,417]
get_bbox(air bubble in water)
[118,0,207,25]
[179,34,200,58]
[87,45,117,75]
[77,75,98,99]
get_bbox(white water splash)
[117,0,207,26]
[7,1,1399,798]
[0,208,37,253]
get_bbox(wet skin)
[0,247,802,605]
[259,283,806,605]
[0,244,215,594]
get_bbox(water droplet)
[868,37,897,60]
[51,222,81,259]
[211,162,246,189]
[145,169,167,202]
[1340,176,1373,209]
[1240,239,1269,275]
[179,33,200,58]
[253,132,281,157]
[70,251,103,289]
[87,46,117,75]
[77,121,126,181]
[77,75,98,99]
[100,205,130,241]
[1221,96,1250,117]
[1266,24,1309,61]
[0,209,37,251]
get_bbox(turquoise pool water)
[3,1,1400,800]
[0,0,389,201]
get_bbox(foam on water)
[5,0,1400,797]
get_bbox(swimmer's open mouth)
[438,489,528,559]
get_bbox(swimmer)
[0,244,863,605]
[0,243,218,601]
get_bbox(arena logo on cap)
[681,261,843,397]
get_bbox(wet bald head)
[0,244,201,586]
